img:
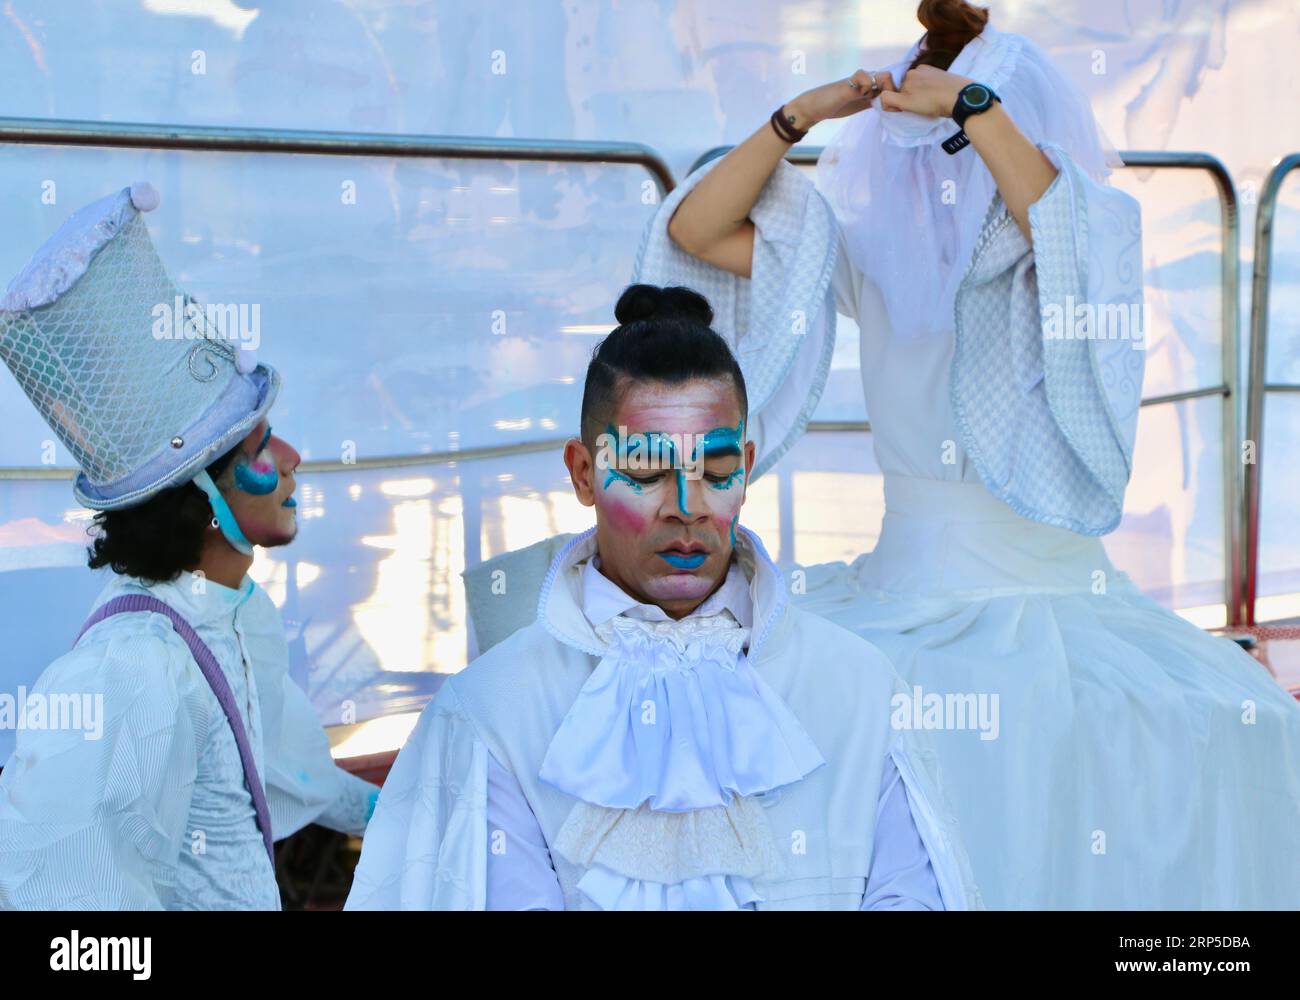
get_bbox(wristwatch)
[942,82,1001,155]
[952,82,1000,127]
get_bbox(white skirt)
[794,474,1300,908]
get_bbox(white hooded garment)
[0,571,379,910]
[346,525,981,911]
[632,25,1300,908]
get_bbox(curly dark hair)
[86,445,241,584]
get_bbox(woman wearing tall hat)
[639,0,1300,907]
[0,184,378,909]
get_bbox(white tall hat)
[0,183,279,510]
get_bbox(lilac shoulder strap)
[76,593,275,868]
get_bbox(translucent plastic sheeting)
[1257,393,1300,621]
[1108,167,1227,398]
[1254,172,1300,621]
[0,0,1287,194]
[1263,174,1300,386]
[0,148,660,466]
[1106,396,1226,626]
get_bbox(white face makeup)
[574,378,754,617]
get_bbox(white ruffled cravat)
[538,609,825,910]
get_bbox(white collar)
[95,569,257,627]
[538,524,787,660]
[580,555,754,631]
[538,522,822,811]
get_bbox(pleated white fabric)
[798,476,1300,907]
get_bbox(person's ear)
[564,437,596,507]
[742,438,756,502]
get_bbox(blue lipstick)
[659,551,705,569]
[282,496,297,508]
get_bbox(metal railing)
[692,144,1245,623]
[0,117,676,195]
[0,117,675,480]
[0,119,1257,622]
[1244,153,1300,625]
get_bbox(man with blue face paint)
[349,284,981,911]
[0,183,378,910]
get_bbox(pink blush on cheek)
[601,496,649,536]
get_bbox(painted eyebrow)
[254,425,272,454]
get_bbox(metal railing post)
[1245,153,1300,624]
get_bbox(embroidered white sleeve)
[950,143,1144,536]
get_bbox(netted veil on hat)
[0,183,279,510]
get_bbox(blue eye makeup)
[600,419,746,514]
[233,425,279,496]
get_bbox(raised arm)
[880,64,1059,239]
[666,70,896,278]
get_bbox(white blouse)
[481,557,944,910]
[0,571,378,910]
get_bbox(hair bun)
[615,284,714,328]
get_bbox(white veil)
[816,23,1119,342]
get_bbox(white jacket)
[348,525,981,910]
[0,570,378,910]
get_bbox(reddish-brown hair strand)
[909,0,990,71]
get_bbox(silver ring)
[847,77,862,92]
[869,71,880,95]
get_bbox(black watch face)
[963,84,992,110]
